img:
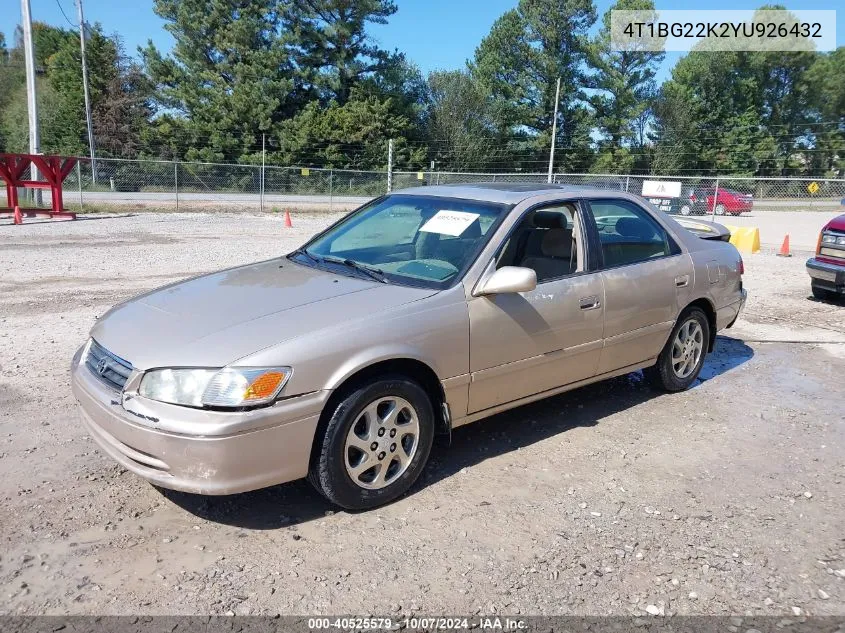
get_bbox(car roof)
[393,182,601,205]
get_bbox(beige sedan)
[71,184,747,509]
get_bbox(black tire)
[811,284,835,302]
[644,307,710,392]
[308,376,435,510]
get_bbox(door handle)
[675,275,690,288]
[579,295,601,310]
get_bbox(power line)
[53,0,77,28]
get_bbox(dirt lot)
[1,212,844,617]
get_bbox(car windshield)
[295,194,509,289]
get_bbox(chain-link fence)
[24,157,845,215]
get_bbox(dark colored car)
[807,213,845,301]
[679,188,754,216]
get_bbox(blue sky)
[2,0,842,85]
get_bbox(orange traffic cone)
[13,205,22,225]
[777,234,791,257]
[284,209,293,228]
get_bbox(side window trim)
[490,199,596,285]
[584,198,679,271]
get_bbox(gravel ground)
[1,212,844,617]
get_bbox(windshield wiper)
[290,247,322,264]
[323,256,389,284]
[291,249,389,283]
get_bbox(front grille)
[85,339,133,391]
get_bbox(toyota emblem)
[96,358,109,375]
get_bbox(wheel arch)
[309,357,449,473]
[683,297,718,352]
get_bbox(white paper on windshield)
[419,210,480,237]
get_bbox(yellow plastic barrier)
[724,224,760,254]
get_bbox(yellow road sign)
[807,181,819,194]
[417,172,424,180]
[301,168,310,176]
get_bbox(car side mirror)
[476,266,537,296]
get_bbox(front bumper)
[807,258,845,294]
[71,346,327,495]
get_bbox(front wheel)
[645,308,710,392]
[680,204,692,216]
[308,376,435,510]
[714,203,726,215]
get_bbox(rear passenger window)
[590,200,673,268]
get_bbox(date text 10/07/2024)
[306,617,528,631]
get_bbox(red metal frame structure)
[0,153,78,220]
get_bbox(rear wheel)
[645,308,710,392]
[680,204,692,216]
[308,376,435,510]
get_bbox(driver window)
[496,203,584,283]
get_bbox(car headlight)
[822,233,837,244]
[138,367,292,408]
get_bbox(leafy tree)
[425,70,499,170]
[282,0,400,105]
[805,47,845,177]
[0,23,149,157]
[651,6,818,176]
[142,0,297,161]
[277,90,425,169]
[471,0,597,171]
[588,0,663,172]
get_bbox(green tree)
[425,70,498,170]
[588,0,663,173]
[471,0,597,172]
[651,6,818,176]
[142,0,297,161]
[282,0,400,106]
[278,90,425,169]
[0,23,149,157]
[805,47,845,177]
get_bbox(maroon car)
[680,187,754,216]
[807,213,845,300]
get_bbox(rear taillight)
[738,257,744,275]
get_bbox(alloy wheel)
[344,396,420,490]
[671,319,704,379]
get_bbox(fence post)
[260,133,266,213]
[710,177,720,220]
[174,161,179,212]
[387,139,394,193]
[77,160,83,210]
[329,169,334,212]
[625,175,630,192]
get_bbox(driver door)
[466,202,605,413]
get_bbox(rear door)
[585,198,692,374]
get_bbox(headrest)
[533,210,567,229]
[616,217,655,240]
[541,228,573,258]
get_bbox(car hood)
[90,258,437,369]
[826,213,845,233]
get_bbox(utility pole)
[260,133,266,213]
[76,0,97,183]
[547,77,561,184]
[21,0,41,204]
[387,138,394,193]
